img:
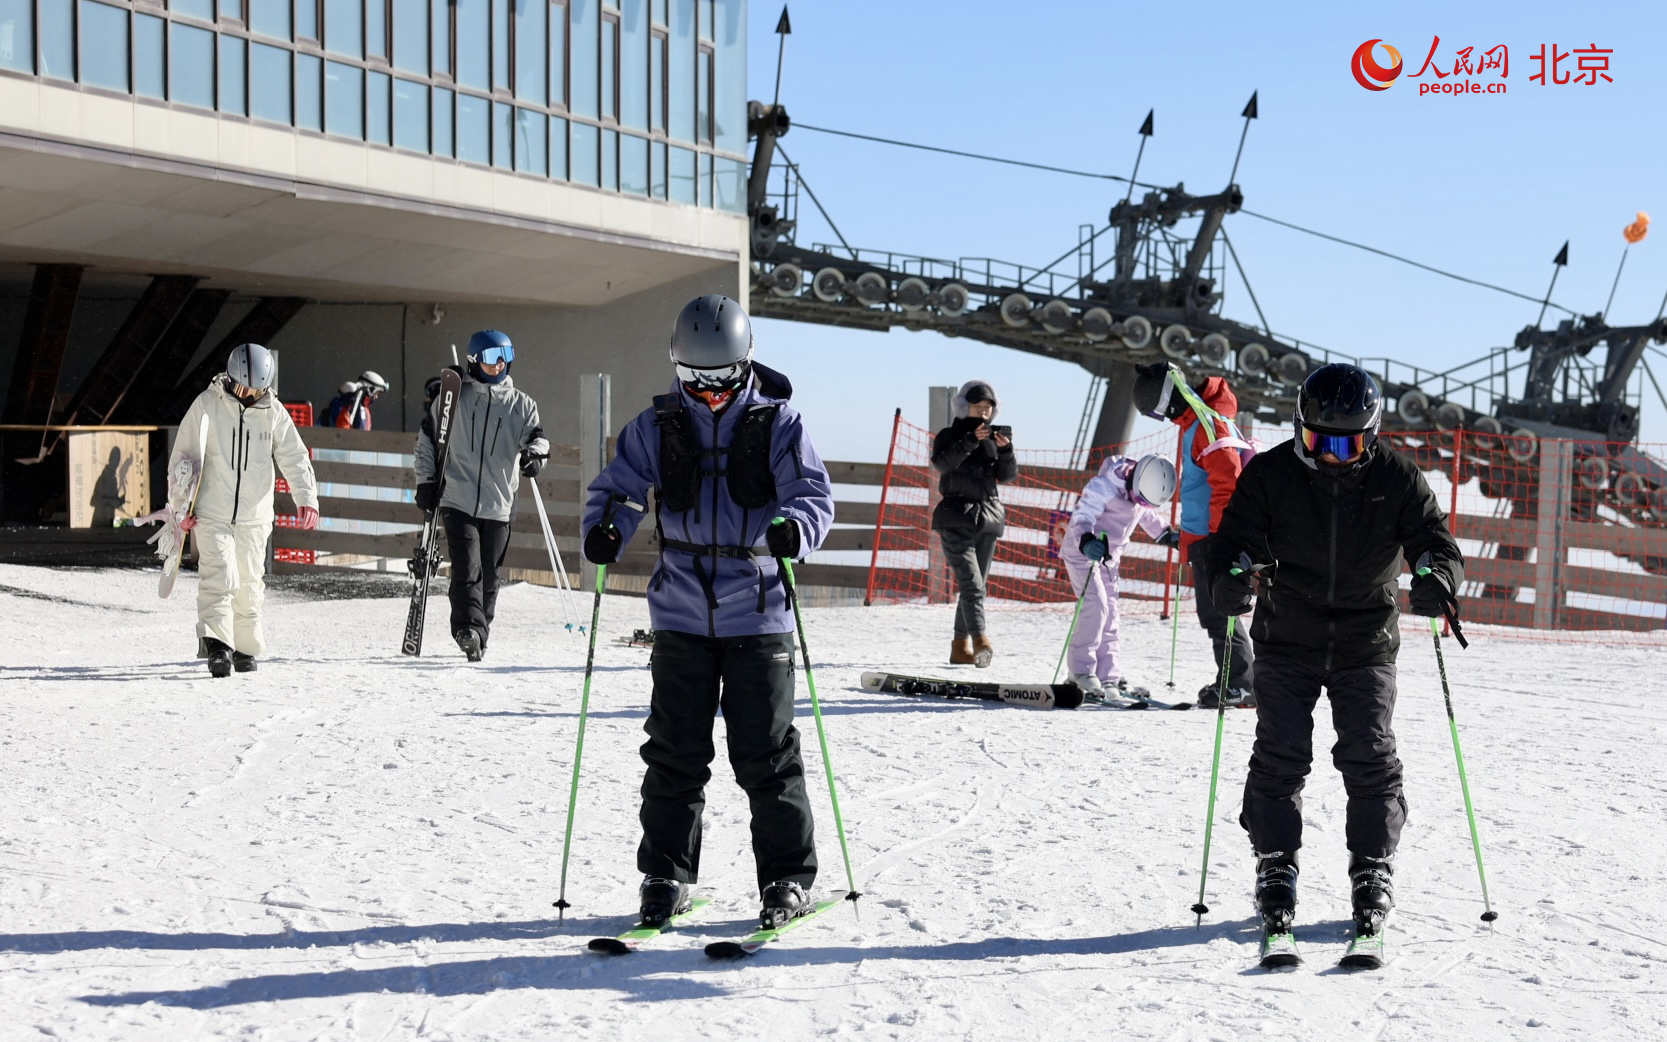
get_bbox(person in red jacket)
[1133,363,1256,707]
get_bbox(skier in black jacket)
[1206,363,1465,941]
[931,380,1018,667]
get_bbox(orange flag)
[1623,211,1650,244]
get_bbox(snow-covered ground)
[1,562,1663,1042]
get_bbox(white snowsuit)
[1061,455,1169,684]
[171,377,318,656]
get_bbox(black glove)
[1155,527,1182,549]
[766,518,801,558]
[1211,567,1257,616]
[520,451,546,478]
[1408,567,1454,618]
[583,524,622,565]
[415,482,438,512]
[1078,532,1109,562]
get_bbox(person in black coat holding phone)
[931,380,1018,667]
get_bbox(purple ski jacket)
[582,370,834,638]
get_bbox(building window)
[548,114,566,178]
[324,59,363,137]
[491,98,511,167]
[0,0,36,73]
[547,0,564,107]
[392,0,424,72]
[569,119,596,183]
[714,154,742,212]
[367,69,391,143]
[174,0,214,21]
[668,144,693,203]
[511,0,544,104]
[431,84,453,154]
[367,0,388,59]
[247,0,289,40]
[709,0,739,152]
[490,0,507,91]
[39,0,74,81]
[296,51,322,128]
[618,0,642,129]
[600,126,616,189]
[696,148,709,207]
[428,0,446,76]
[649,29,664,133]
[650,138,665,198]
[393,76,427,149]
[296,0,318,42]
[169,22,215,108]
[250,42,293,123]
[134,13,165,96]
[79,0,129,93]
[619,131,645,194]
[456,0,487,87]
[218,0,242,22]
[667,0,691,141]
[514,106,545,173]
[324,0,361,58]
[697,0,709,40]
[456,91,488,162]
[599,10,615,121]
[695,44,710,145]
[219,33,247,114]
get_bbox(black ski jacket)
[1206,439,1464,670]
[930,418,1018,534]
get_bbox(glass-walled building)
[0,0,747,208]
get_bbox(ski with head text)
[586,897,714,955]
[704,895,846,959]
[401,368,463,656]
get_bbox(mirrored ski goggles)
[676,360,747,390]
[470,344,515,366]
[1300,426,1373,461]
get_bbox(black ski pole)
[1416,554,1497,923]
[773,519,861,905]
[1192,553,1255,923]
[553,562,608,919]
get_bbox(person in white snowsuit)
[172,344,318,677]
[1059,454,1178,698]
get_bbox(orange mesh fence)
[273,400,316,564]
[861,420,1186,614]
[853,418,1667,641]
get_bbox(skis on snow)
[400,369,463,657]
[587,897,713,955]
[1339,922,1388,970]
[861,671,1084,709]
[1253,922,1388,971]
[1258,925,1301,969]
[704,896,846,959]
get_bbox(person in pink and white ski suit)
[1060,454,1179,698]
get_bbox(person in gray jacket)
[413,330,548,661]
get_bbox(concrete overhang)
[0,76,748,307]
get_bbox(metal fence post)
[927,386,956,605]
[1533,438,1571,631]
[579,373,611,593]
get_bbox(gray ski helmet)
[1129,453,1178,507]
[227,343,276,390]
[670,294,753,370]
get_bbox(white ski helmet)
[227,343,276,390]
[1129,453,1178,508]
[358,370,389,395]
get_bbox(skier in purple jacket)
[582,295,835,932]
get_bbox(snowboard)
[142,414,208,599]
[861,671,1085,710]
[401,369,464,656]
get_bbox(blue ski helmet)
[467,329,514,384]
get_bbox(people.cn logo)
[1351,39,1403,90]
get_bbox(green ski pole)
[1417,558,1497,924]
[774,519,861,905]
[1053,532,1106,685]
[553,562,608,919]
[1192,553,1254,923]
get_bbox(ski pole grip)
[1415,550,1434,577]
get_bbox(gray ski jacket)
[414,371,547,523]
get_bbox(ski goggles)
[469,344,515,366]
[1300,426,1373,461]
[676,360,748,391]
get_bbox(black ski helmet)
[1132,362,1190,420]
[1294,363,1383,469]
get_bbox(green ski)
[1339,923,1388,970]
[587,897,713,955]
[704,896,845,959]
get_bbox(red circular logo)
[1351,39,1403,90]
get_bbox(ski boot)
[1198,685,1255,709]
[206,638,233,679]
[233,652,257,673]
[1069,673,1106,697]
[455,628,484,662]
[1348,854,1394,935]
[760,881,812,930]
[1254,851,1299,932]
[972,635,994,669]
[1111,678,1152,702]
[638,877,692,928]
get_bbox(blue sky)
[740,0,1667,463]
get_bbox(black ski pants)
[441,508,511,644]
[1240,650,1406,860]
[940,527,999,639]
[639,629,818,893]
[1189,537,1253,691]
